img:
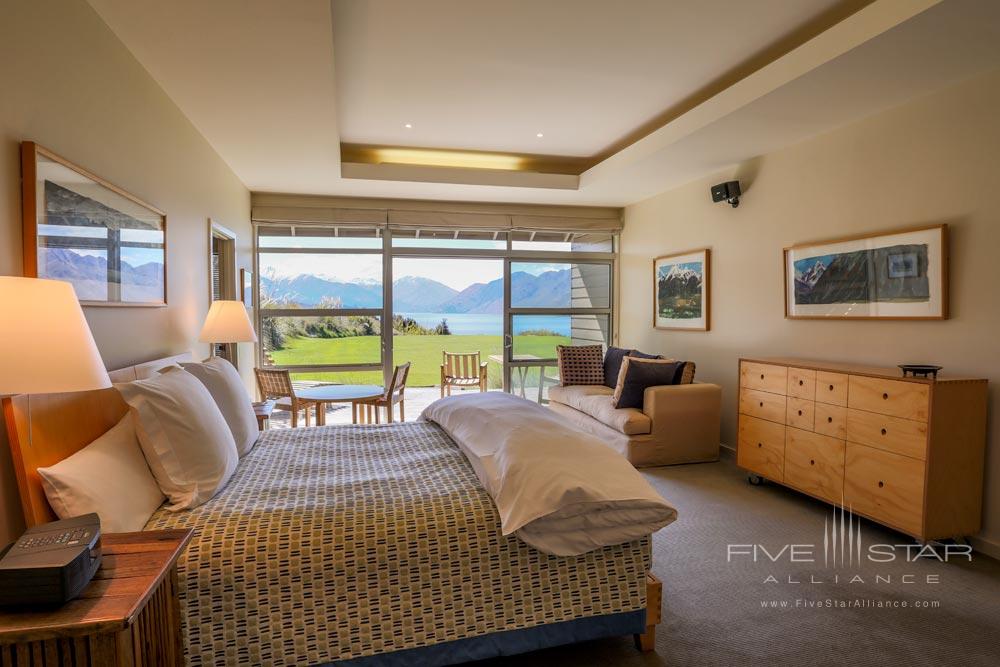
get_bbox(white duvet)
[420,392,677,556]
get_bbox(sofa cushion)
[633,354,696,385]
[603,346,634,388]
[557,344,604,386]
[548,384,652,436]
[612,358,686,409]
[679,361,696,384]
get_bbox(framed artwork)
[240,268,253,306]
[21,142,167,306]
[653,249,710,331]
[784,224,948,320]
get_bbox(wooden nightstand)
[253,399,275,431]
[0,529,192,666]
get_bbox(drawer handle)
[760,374,765,380]
[827,416,833,423]
[759,401,764,407]
[883,393,889,400]
[881,428,887,436]
[757,442,763,448]
[878,480,885,488]
[809,459,815,466]
[798,380,804,386]
[797,410,803,416]
[828,384,834,391]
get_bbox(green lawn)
[269,333,570,388]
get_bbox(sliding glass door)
[391,256,503,390]
[255,224,615,404]
[256,225,384,387]
[503,238,614,402]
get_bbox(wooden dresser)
[737,357,988,541]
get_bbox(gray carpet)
[477,451,1000,666]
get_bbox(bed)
[4,354,664,666]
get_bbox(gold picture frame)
[783,224,948,320]
[653,248,711,331]
[21,142,167,307]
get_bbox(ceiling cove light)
[373,147,526,171]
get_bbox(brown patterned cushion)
[557,344,605,386]
[679,361,696,384]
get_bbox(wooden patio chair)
[357,362,411,424]
[440,351,488,397]
[254,368,319,428]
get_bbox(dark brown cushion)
[603,347,634,387]
[557,344,604,386]
[612,357,685,409]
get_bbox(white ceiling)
[331,0,847,156]
[87,0,1000,207]
[87,0,342,194]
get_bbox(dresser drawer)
[740,388,787,424]
[740,362,788,395]
[816,371,848,406]
[785,397,815,431]
[787,368,816,400]
[784,428,845,504]
[814,403,847,439]
[845,409,928,460]
[848,376,929,421]
[738,415,785,481]
[844,443,925,536]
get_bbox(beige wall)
[620,67,1000,552]
[0,0,251,543]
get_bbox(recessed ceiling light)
[536,132,544,138]
[404,123,413,129]
[374,147,525,171]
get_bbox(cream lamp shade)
[199,300,258,344]
[0,277,111,394]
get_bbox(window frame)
[254,222,616,392]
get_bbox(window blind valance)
[252,200,621,232]
[386,210,510,229]
[251,206,386,226]
[508,215,620,232]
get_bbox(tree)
[434,318,451,335]
[261,316,284,351]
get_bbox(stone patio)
[266,386,502,428]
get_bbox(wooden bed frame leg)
[634,572,661,652]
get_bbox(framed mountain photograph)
[784,224,948,320]
[653,249,710,331]
[21,142,167,307]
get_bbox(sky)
[259,238,571,290]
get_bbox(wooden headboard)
[3,352,194,528]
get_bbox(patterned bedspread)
[145,422,652,666]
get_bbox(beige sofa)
[548,382,722,467]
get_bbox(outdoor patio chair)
[357,362,411,423]
[440,351,488,397]
[254,367,319,428]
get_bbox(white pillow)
[37,416,165,532]
[173,358,259,456]
[116,368,239,510]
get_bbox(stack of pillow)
[37,357,259,532]
[557,344,695,410]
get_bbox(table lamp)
[198,300,258,363]
[0,277,111,397]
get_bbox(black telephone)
[0,514,102,607]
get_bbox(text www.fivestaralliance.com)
[760,599,941,609]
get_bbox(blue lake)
[397,313,571,336]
